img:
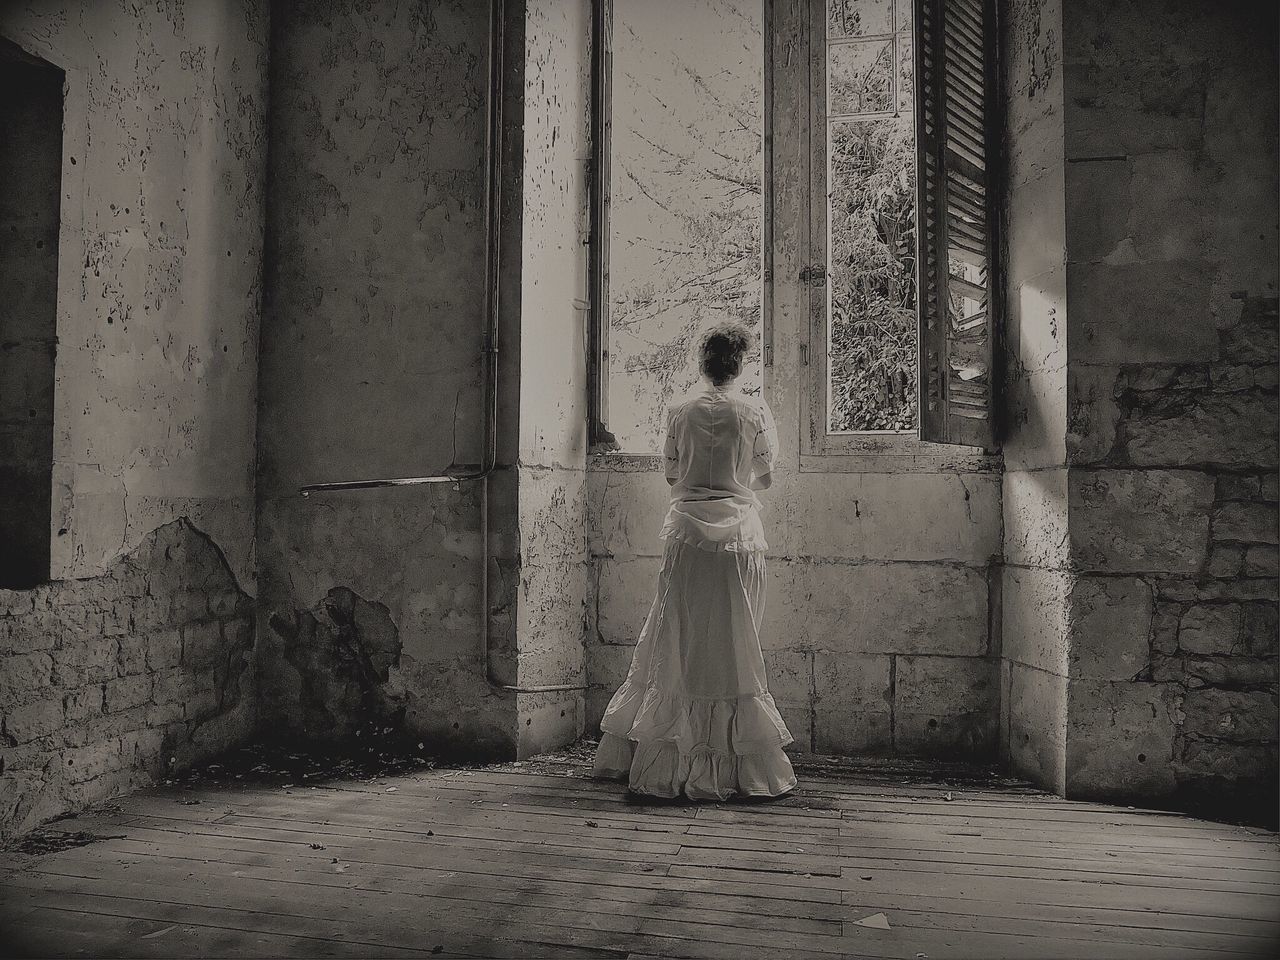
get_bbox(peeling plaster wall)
[256,0,516,756]
[511,0,591,756]
[1058,0,1278,820]
[0,2,267,837]
[0,1,267,589]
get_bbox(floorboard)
[2,750,1277,959]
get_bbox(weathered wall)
[513,0,592,755]
[0,521,254,838]
[0,1,268,837]
[1058,0,1278,820]
[998,0,1070,792]
[256,0,517,755]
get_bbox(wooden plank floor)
[2,750,1279,959]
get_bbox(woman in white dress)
[592,324,797,800]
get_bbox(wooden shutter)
[914,0,998,449]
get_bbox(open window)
[588,0,999,455]
[588,0,765,455]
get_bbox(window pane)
[828,39,894,117]
[827,0,893,38]
[826,0,917,434]
[607,0,763,454]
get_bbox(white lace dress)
[592,381,797,800]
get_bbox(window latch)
[798,264,827,287]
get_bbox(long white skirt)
[592,538,797,800]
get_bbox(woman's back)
[665,384,776,504]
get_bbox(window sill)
[588,449,1002,475]
[587,452,664,472]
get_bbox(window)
[0,38,64,587]
[589,0,999,455]
[589,0,765,454]
[806,0,998,452]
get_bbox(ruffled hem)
[600,686,793,755]
[592,733,797,801]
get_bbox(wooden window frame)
[587,0,614,450]
[798,0,1002,458]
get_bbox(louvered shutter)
[914,0,998,449]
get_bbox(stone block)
[1149,602,1183,656]
[1178,740,1278,782]
[1065,366,1119,466]
[1069,576,1153,680]
[594,557,660,645]
[181,620,225,669]
[763,650,813,709]
[1182,689,1278,743]
[116,638,148,676]
[61,740,122,785]
[2,698,64,744]
[1005,662,1067,795]
[103,675,153,714]
[812,653,892,755]
[774,472,1001,564]
[144,628,183,671]
[0,652,53,705]
[1067,261,1216,365]
[1178,604,1244,656]
[1213,502,1278,545]
[1002,468,1070,569]
[894,656,999,758]
[0,612,56,654]
[1064,158,1129,263]
[1244,546,1280,579]
[1000,566,1071,675]
[585,641,632,696]
[1183,657,1277,687]
[1128,151,1206,262]
[1243,603,1278,657]
[63,685,104,724]
[1065,680,1180,798]
[766,560,989,657]
[1069,469,1214,573]
[1004,360,1069,471]
[50,634,117,686]
[1206,544,1245,579]
[1122,394,1279,470]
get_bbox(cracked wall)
[1000,0,1278,821]
[256,0,516,756]
[1058,0,1278,821]
[0,1,268,837]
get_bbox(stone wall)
[1059,0,1278,820]
[999,0,1278,821]
[1,520,255,839]
[0,1,268,838]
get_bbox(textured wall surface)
[0,520,255,839]
[0,1,267,837]
[1058,0,1278,820]
[514,0,592,755]
[255,0,517,755]
[998,0,1070,793]
[0,1,266,588]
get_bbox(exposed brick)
[144,628,183,671]
[117,638,148,677]
[63,685,104,724]
[103,675,152,714]
[49,635,117,687]
[61,741,122,785]
[1213,502,1279,545]
[1206,544,1244,579]
[1178,739,1278,781]
[1243,545,1279,578]
[1182,689,1278,742]
[1243,603,1278,657]
[0,653,53,706]
[181,621,225,669]
[2,699,64,744]
[1178,604,1245,656]
[1183,657,1277,687]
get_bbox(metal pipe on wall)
[297,0,586,697]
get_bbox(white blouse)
[659,381,779,553]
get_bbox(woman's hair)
[699,323,753,385]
